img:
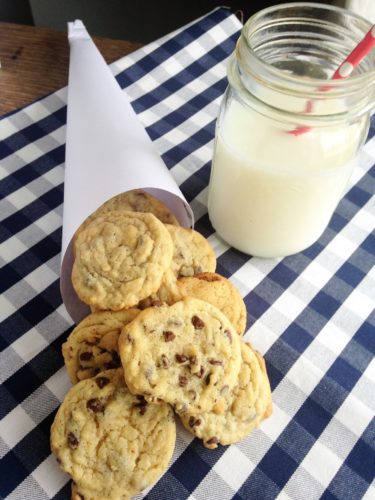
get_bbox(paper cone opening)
[60,21,194,323]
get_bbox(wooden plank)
[0,22,142,115]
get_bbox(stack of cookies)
[52,190,272,500]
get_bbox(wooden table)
[0,22,142,116]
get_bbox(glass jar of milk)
[208,3,375,258]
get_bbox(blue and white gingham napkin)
[0,7,374,500]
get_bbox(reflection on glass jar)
[208,3,375,258]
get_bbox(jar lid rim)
[242,1,375,89]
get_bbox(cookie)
[177,272,247,335]
[76,189,179,240]
[180,342,272,448]
[62,309,140,384]
[71,482,85,500]
[138,269,183,309]
[119,297,242,416]
[72,211,173,310]
[165,225,216,278]
[137,225,216,309]
[51,369,176,500]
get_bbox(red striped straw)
[290,24,375,136]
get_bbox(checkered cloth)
[0,7,374,500]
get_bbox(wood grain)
[0,22,142,116]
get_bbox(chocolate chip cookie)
[118,297,242,416]
[76,189,179,240]
[51,369,176,499]
[138,269,183,309]
[165,225,216,278]
[72,211,173,310]
[62,309,140,384]
[177,272,247,335]
[180,343,272,448]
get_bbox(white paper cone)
[60,20,194,323]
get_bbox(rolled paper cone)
[60,20,194,323]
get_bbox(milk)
[208,99,364,257]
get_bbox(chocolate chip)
[224,330,232,343]
[95,376,110,389]
[67,431,79,449]
[189,355,197,365]
[104,350,121,369]
[104,361,117,369]
[86,398,104,413]
[206,436,219,445]
[134,401,147,408]
[160,354,170,368]
[136,395,147,403]
[179,375,188,386]
[134,395,148,415]
[79,352,93,361]
[205,373,211,385]
[112,351,121,366]
[192,316,205,329]
[150,299,164,307]
[209,359,223,366]
[189,416,202,427]
[175,354,188,363]
[163,331,176,342]
[196,366,205,378]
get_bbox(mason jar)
[207,2,375,258]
